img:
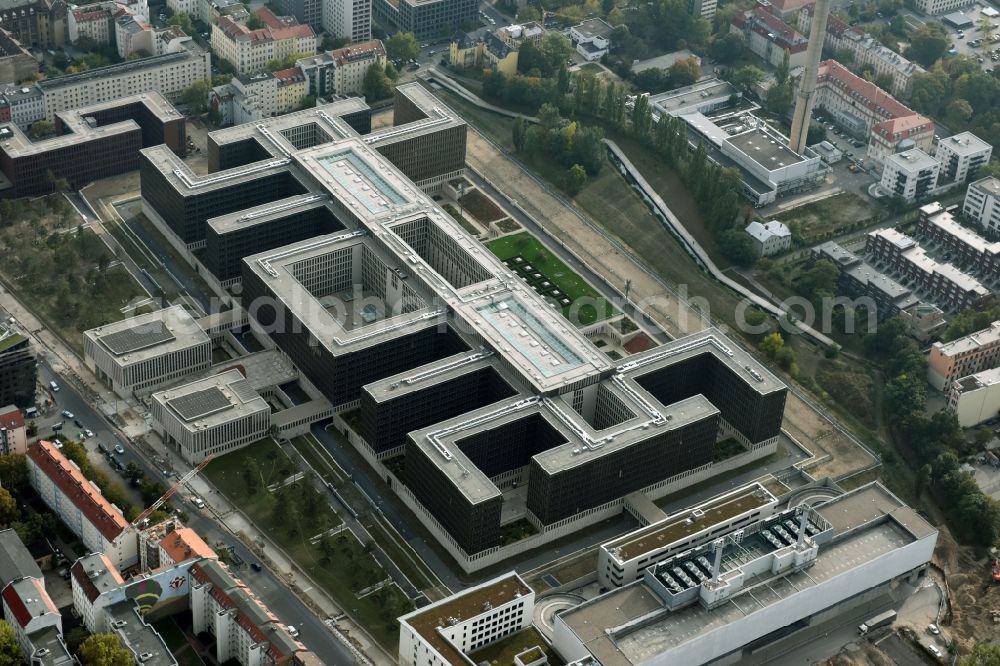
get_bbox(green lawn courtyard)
[487,232,615,326]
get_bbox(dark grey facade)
[374,0,477,39]
[0,334,35,409]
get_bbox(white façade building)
[948,366,1000,427]
[398,572,535,666]
[150,368,271,464]
[964,177,1000,233]
[745,220,792,257]
[84,305,212,399]
[879,149,939,202]
[934,132,992,186]
[27,441,138,570]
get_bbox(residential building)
[496,21,543,48]
[811,241,919,321]
[320,0,370,42]
[934,131,992,185]
[867,227,989,313]
[745,220,792,256]
[0,326,35,409]
[687,0,716,19]
[449,28,518,76]
[879,148,939,202]
[398,573,535,666]
[83,305,212,399]
[166,0,200,21]
[0,404,26,455]
[915,0,974,15]
[948,366,1000,426]
[928,321,1000,390]
[2,577,70,665]
[295,39,385,98]
[0,84,44,128]
[916,201,1000,284]
[200,0,249,24]
[26,441,138,569]
[553,483,937,665]
[731,5,809,70]
[35,45,210,120]
[212,7,316,75]
[68,2,115,45]
[273,65,306,112]
[117,13,186,59]
[271,0,320,29]
[150,368,271,463]
[964,176,1000,232]
[140,84,787,571]
[0,0,65,49]
[797,8,924,97]
[155,526,217,567]
[808,61,932,164]
[0,92,186,198]
[0,530,42,588]
[373,0,476,39]
[0,28,36,83]
[569,17,611,61]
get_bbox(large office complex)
[552,482,937,665]
[964,176,1000,232]
[27,441,139,570]
[374,0,477,39]
[0,92,186,197]
[0,325,35,409]
[83,305,213,399]
[927,321,1000,390]
[151,368,271,463]
[139,84,787,568]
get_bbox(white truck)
[859,610,896,635]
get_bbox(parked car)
[251,562,262,572]
[61,410,73,419]
[114,443,125,455]
[286,626,299,638]
[927,623,940,635]
[927,644,942,659]
[73,419,83,428]
[49,381,59,392]
[84,429,94,439]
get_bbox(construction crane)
[132,456,213,528]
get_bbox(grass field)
[579,62,603,74]
[771,192,875,244]
[459,189,506,222]
[470,627,566,666]
[487,232,615,325]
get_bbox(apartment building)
[0,405,26,455]
[913,0,974,16]
[0,85,44,128]
[0,0,65,48]
[879,148,939,202]
[212,7,316,75]
[928,321,1000,390]
[321,0,371,43]
[811,241,920,321]
[68,2,115,45]
[26,441,138,569]
[731,5,809,70]
[917,201,1000,284]
[83,305,212,399]
[687,0,716,19]
[269,0,320,28]
[150,368,271,463]
[0,327,35,409]
[948,366,1000,426]
[374,0,476,39]
[797,8,924,97]
[35,45,210,120]
[934,131,993,185]
[867,227,989,313]
[398,573,535,666]
[0,28,37,83]
[811,61,932,165]
[964,176,1000,232]
[274,66,306,111]
[296,39,385,98]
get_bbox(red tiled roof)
[27,441,130,542]
[0,406,24,431]
[159,527,217,564]
[817,60,914,119]
[1,579,56,628]
[873,114,932,138]
[73,8,110,21]
[768,0,812,12]
[732,7,808,53]
[330,39,385,66]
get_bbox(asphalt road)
[37,362,358,665]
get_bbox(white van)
[49,380,59,392]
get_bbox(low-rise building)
[83,305,212,399]
[150,368,271,464]
[27,441,138,569]
[879,148,939,202]
[569,18,611,61]
[928,321,1000,390]
[212,7,316,76]
[811,241,919,321]
[295,39,384,98]
[731,4,809,70]
[964,176,1000,233]
[913,0,974,15]
[916,201,1000,284]
[398,572,535,666]
[948,366,1000,426]
[0,28,36,83]
[934,131,992,186]
[745,220,792,256]
[449,28,518,76]
[0,404,26,455]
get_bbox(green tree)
[945,97,973,129]
[321,34,351,50]
[564,164,587,195]
[385,32,420,62]
[729,65,765,94]
[718,229,757,266]
[246,12,264,29]
[123,462,144,484]
[906,23,949,67]
[806,123,827,145]
[539,33,573,73]
[557,64,570,95]
[962,643,1000,666]
[362,63,393,101]
[709,33,745,64]
[28,119,55,140]
[766,82,794,116]
[667,57,701,88]
[0,488,18,528]
[78,633,133,666]
[0,454,27,493]
[0,621,21,666]
[168,11,193,35]
[512,116,528,152]
[179,79,211,113]
[759,331,784,359]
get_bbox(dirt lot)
[782,393,877,479]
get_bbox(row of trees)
[909,56,1000,144]
[865,318,1000,547]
